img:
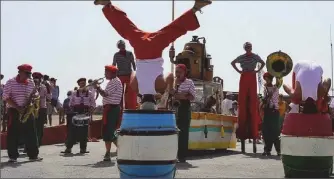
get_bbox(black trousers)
[176,101,191,160]
[7,108,39,159]
[65,109,88,150]
[36,108,47,147]
[262,109,281,153]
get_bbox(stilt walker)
[231,42,265,153]
[95,0,212,109]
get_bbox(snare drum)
[72,114,90,127]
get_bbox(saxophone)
[19,86,38,123]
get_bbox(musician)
[95,0,211,108]
[170,64,196,163]
[283,61,328,114]
[32,72,51,147]
[2,64,41,162]
[261,72,280,156]
[93,65,122,161]
[1,74,6,132]
[231,42,265,152]
[112,40,137,110]
[61,78,96,154]
[43,75,52,125]
[86,79,99,142]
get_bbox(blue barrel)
[117,110,178,179]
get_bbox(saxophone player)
[32,72,51,147]
[2,64,41,162]
[170,64,196,163]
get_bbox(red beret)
[77,78,86,84]
[32,72,43,79]
[263,72,273,79]
[176,64,187,71]
[105,65,118,73]
[18,64,32,72]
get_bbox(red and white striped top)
[69,90,96,108]
[176,78,196,101]
[102,77,123,105]
[38,84,52,109]
[2,77,38,108]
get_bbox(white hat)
[226,92,232,96]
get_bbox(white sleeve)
[226,100,233,110]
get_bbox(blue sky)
[1,1,334,104]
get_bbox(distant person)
[87,79,98,100]
[278,94,287,130]
[231,101,238,116]
[50,78,64,125]
[221,92,233,115]
[0,74,6,132]
[112,40,137,110]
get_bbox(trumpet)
[172,84,181,108]
[79,77,105,90]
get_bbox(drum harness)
[71,90,91,127]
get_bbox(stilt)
[241,140,245,153]
[252,138,257,153]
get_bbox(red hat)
[263,72,273,79]
[105,65,118,73]
[77,78,86,84]
[18,64,32,73]
[32,72,43,79]
[176,64,187,72]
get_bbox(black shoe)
[103,152,111,161]
[22,149,27,154]
[178,159,186,163]
[61,148,72,154]
[262,152,271,156]
[277,152,281,156]
[29,157,43,161]
[80,149,89,154]
[8,158,17,163]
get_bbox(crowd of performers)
[232,42,334,156]
[1,0,333,166]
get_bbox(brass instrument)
[79,77,105,90]
[19,87,39,123]
[172,84,181,108]
[33,83,41,118]
[266,51,293,88]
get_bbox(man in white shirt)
[221,92,234,115]
[283,61,327,114]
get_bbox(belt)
[103,104,119,108]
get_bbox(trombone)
[78,77,105,90]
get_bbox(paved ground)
[1,141,321,178]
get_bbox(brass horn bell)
[266,51,293,88]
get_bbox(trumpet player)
[93,65,122,161]
[2,64,41,162]
[32,72,51,147]
[62,78,96,154]
[170,64,196,163]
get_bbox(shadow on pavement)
[59,153,86,157]
[0,159,42,169]
[176,162,198,170]
[2,153,27,159]
[242,153,281,160]
[64,161,115,168]
[187,149,242,160]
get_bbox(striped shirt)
[38,84,52,108]
[102,77,123,105]
[87,86,96,99]
[263,85,279,109]
[234,53,263,72]
[176,78,196,101]
[69,90,96,108]
[112,51,136,76]
[3,77,38,108]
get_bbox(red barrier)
[0,119,103,150]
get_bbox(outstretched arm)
[283,81,301,100]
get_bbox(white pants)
[136,58,164,95]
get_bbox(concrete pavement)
[0,142,297,178]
